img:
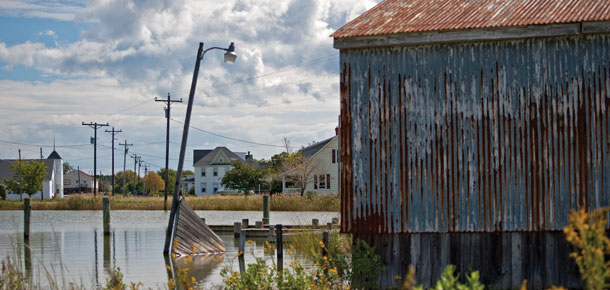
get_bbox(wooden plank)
[511,232,523,287]
[429,234,441,284]
[172,201,225,255]
[500,232,512,289]
[420,234,431,287]
[543,232,556,288]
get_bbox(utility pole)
[143,164,148,195]
[77,166,81,193]
[155,93,182,210]
[40,147,44,200]
[119,140,133,195]
[131,154,139,195]
[82,122,109,197]
[138,159,143,193]
[105,127,122,196]
[18,149,22,201]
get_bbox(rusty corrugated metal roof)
[332,0,610,38]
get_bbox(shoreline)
[0,193,340,212]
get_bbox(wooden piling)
[255,221,263,228]
[263,195,270,225]
[242,219,249,229]
[332,217,339,224]
[326,222,332,230]
[268,225,275,243]
[24,198,30,239]
[103,198,111,235]
[276,224,283,273]
[234,222,241,238]
[312,219,319,229]
[238,230,246,273]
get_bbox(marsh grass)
[0,194,339,211]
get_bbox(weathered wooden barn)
[333,0,610,288]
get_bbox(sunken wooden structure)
[333,0,610,288]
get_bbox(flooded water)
[0,210,339,289]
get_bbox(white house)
[193,147,245,195]
[283,135,339,195]
[0,150,64,200]
[63,169,98,194]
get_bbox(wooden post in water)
[238,230,246,273]
[103,198,111,235]
[234,222,241,238]
[312,219,319,229]
[322,231,329,258]
[255,221,263,228]
[276,224,283,273]
[24,198,31,239]
[263,195,270,225]
[242,219,249,229]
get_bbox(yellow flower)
[289,244,295,250]
[247,240,253,244]
[171,252,176,259]
[394,275,402,280]
[188,256,193,263]
[329,267,338,274]
[323,256,328,260]
[165,265,171,271]
[191,277,196,283]
[192,246,197,254]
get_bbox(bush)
[0,184,6,200]
[305,190,317,199]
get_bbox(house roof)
[65,169,93,179]
[193,147,244,167]
[0,159,55,182]
[193,150,212,165]
[300,136,337,158]
[332,0,610,39]
[47,150,62,159]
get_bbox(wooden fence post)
[103,198,111,235]
[276,224,283,273]
[24,198,31,239]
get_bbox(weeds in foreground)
[563,206,610,290]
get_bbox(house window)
[213,183,219,193]
[332,149,336,163]
[201,170,206,177]
[314,175,318,189]
[326,174,331,189]
[213,168,218,176]
[201,183,206,193]
[319,174,326,189]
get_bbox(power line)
[170,118,284,148]
[0,140,90,148]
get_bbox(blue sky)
[0,0,378,175]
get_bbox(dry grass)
[0,193,339,211]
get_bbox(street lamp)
[164,41,236,254]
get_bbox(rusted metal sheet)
[339,34,610,233]
[332,0,610,39]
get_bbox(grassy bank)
[0,193,339,211]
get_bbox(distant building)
[64,169,98,194]
[0,150,64,199]
[282,134,339,195]
[181,174,195,194]
[192,147,246,195]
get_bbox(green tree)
[157,168,177,194]
[269,152,289,174]
[63,162,74,174]
[2,160,48,197]
[221,162,265,195]
[115,170,137,195]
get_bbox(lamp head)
[224,42,236,64]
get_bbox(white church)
[0,150,64,200]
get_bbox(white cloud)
[0,0,379,172]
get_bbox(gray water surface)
[0,210,339,289]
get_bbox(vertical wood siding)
[339,34,610,233]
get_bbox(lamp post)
[164,42,236,254]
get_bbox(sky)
[0,0,379,175]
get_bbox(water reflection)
[0,210,337,288]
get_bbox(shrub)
[0,183,6,200]
[563,207,610,290]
